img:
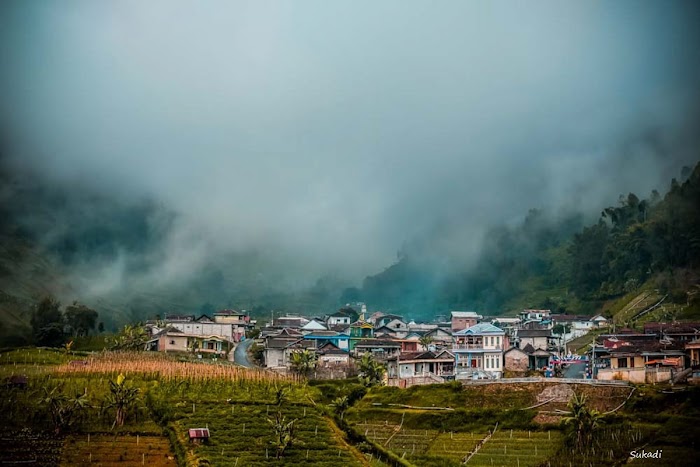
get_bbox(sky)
[1,0,699,290]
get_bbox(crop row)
[168,401,364,466]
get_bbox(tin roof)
[188,428,210,439]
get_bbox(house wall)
[159,335,189,352]
[168,322,244,342]
[452,318,477,331]
[519,336,548,350]
[214,315,247,325]
[597,367,671,384]
[328,316,350,326]
[264,348,286,368]
[610,356,645,369]
[318,355,349,367]
[505,350,529,372]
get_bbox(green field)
[2,348,700,466]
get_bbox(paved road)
[233,338,255,367]
[563,362,587,379]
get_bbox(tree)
[40,385,88,434]
[562,392,601,452]
[31,297,65,347]
[267,411,297,459]
[104,373,139,428]
[357,353,386,387]
[330,396,349,420]
[418,335,434,351]
[64,302,98,337]
[107,324,148,351]
[289,349,317,377]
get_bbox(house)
[301,319,327,333]
[590,315,609,328]
[316,342,351,368]
[373,325,408,339]
[516,329,554,352]
[326,310,354,327]
[643,322,700,344]
[519,309,551,322]
[263,328,304,369]
[161,313,246,343]
[491,318,521,336]
[273,315,309,329]
[451,311,482,332]
[148,327,231,357]
[386,350,455,379]
[422,327,454,350]
[521,344,552,371]
[374,314,406,328]
[596,336,686,383]
[352,338,401,361]
[687,338,700,367]
[301,330,349,350]
[452,323,505,379]
[348,319,374,350]
[213,309,250,326]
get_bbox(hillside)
[359,162,700,320]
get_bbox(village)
[144,303,700,386]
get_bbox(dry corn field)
[53,351,298,383]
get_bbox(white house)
[453,323,505,379]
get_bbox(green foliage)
[106,323,148,350]
[267,410,297,459]
[561,392,601,452]
[289,349,317,377]
[31,297,65,347]
[357,353,386,387]
[39,384,88,434]
[105,373,140,428]
[63,302,98,337]
[359,162,700,316]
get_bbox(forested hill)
[360,162,700,319]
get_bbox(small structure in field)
[188,428,210,444]
[4,375,28,389]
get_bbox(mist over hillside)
[1,1,700,328]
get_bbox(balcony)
[452,344,503,350]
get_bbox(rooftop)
[454,323,505,335]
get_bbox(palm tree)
[418,335,434,351]
[289,349,317,377]
[562,392,601,451]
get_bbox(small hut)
[5,375,28,390]
[188,428,210,444]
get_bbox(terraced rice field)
[467,430,562,466]
[61,434,177,466]
[352,423,561,466]
[426,432,489,463]
[172,402,364,466]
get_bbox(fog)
[1,0,699,298]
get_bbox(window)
[617,358,628,368]
[170,340,175,345]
